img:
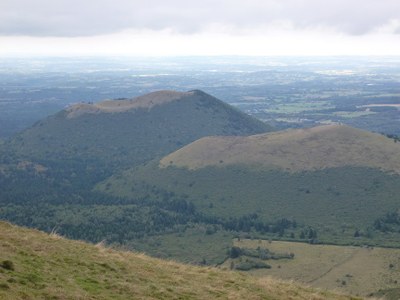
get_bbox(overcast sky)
[1,0,399,56]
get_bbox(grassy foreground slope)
[0,222,356,300]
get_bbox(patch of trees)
[220,215,296,236]
[228,246,294,260]
[374,211,400,232]
[233,258,271,271]
[299,227,318,243]
[228,246,294,271]
[0,197,301,247]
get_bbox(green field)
[265,101,334,113]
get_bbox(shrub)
[235,259,271,271]
[1,260,15,271]
[229,247,242,259]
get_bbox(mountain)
[0,90,273,266]
[5,90,272,170]
[0,221,355,300]
[99,124,400,248]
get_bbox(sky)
[0,0,399,56]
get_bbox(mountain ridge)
[65,90,194,118]
[160,124,400,173]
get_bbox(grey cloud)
[0,0,399,36]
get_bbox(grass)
[227,239,400,298]
[0,221,357,300]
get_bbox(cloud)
[0,0,399,37]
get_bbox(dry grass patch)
[66,90,191,118]
[230,239,400,297]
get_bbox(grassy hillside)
[0,222,356,300]
[160,124,400,173]
[228,239,400,298]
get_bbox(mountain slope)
[160,124,400,173]
[0,221,355,300]
[100,124,400,248]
